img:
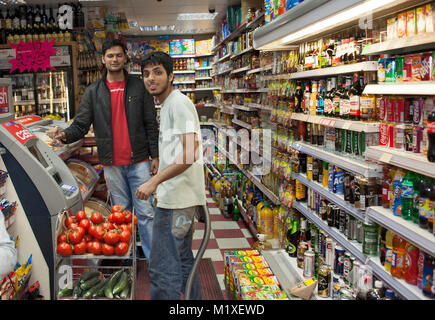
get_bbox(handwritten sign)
[8,39,57,73]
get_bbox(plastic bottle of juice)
[391,234,407,279]
[272,205,280,239]
[418,176,431,230]
[381,165,392,209]
[401,171,415,220]
[404,243,419,285]
[384,230,394,273]
[392,168,406,216]
[263,202,274,239]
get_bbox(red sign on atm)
[0,86,9,114]
[2,121,36,144]
[15,115,43,125]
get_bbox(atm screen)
[28,145,49,168]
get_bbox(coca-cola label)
[379,123,389,146]
[412,99,423,126]
[428,120,435,134]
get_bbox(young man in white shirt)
[136,51,206,300]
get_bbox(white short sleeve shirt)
[156,89,206,209]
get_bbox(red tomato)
[57,233,68,244]
[73,241,87,255]
[104,230,120,245]
[102,243,115,256]
[88,224,97,237]
[65,216,76,229]
[112,211,125,224]
[112,204,124,213]
[83,234,93,242]
[93,225,105,241]
[57,242,73,257]
[119,224,129,232]
[119,230,131,243]
[115,242,129,256]
[79,218,91,231]
[68,228,84,244]
[90,212,104,225]
[75,210,87,222]
[123,210,133,223]
[127,222,133,233]
[102,222,114,231]
[88,241,102,255]
[133,215,138,225]
[68,223,80,230]
[107,213,114,223]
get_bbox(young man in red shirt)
[47,39,159,260]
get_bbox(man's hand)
[46,127,66,141]
[150,158,159,175]
[136,178,158,201]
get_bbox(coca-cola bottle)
[427,105,435,162]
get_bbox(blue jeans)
[149,206,202,300]
[103,161,154,260]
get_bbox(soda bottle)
[381,165,392,209]
[412,174,425,224]
[428,180,435,232]
[422,253,435,298]
[417,250,425,289]
[401,171,415,221]
[384,229,394,273]
[391,234,407,279]
[427,104,435,162]
[418,177,432,230]
[404,243,419,285]
[392,168,406,216]
[381,289,395,300]
[366,280,385,300]
[232,201,240,222]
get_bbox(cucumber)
[80,271,101,283]
[93,279,109,298]
[104,270,124,299]
[112,271,129,295]
[80,275,101,290]
[58,286,73,298]
[119,281,130,299]
[72,280,83,299]
[83,278,104,299]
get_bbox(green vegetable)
[112,271,129,295]
[119,281,130,299]
[72,280,83,299]
[93,279,109,298]
[104,270,124,299]
[58,285,73,298]
[80,271,101,283]
[80,276,101,290]
[83,278,104,299]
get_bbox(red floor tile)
[210,214,233,222]
[212,260,225,275]
[247,237,256,247]
[192,238,219,250]
[206,193,212,198]
[194,223,205,230]
[207,202,218,208]
[213,228,245,238]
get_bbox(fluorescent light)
[140,25,175,32]
[281,0,397,44]
[177,13,218,20]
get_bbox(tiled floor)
[192,188,256,299]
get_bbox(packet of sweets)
[397,12,407,38]
[416,6,426,34]
[407,9,417,36]
[426,4,434,32]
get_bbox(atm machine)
[0,78,82,299]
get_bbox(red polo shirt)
[107,79,132,165]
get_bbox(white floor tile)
[193,248,223,261]
[241,228,253,238]
[211,221,241,230]
[216,238,250,249]
[208,207,221,215]
[216,274,226,291]
[193,229,215,240]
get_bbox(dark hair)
[141,51,173,77]
[102,38,127,56]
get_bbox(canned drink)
[326,203,334,226]
[344,171,352,203]
[332,278,346,300]
[363,220,379,256]
[303,250,315,278]
[379,122,390,147]
[356,219,363,243]
[297,241,308,269]
[334,207,341,229]
[335,128,342,152]
[339,288,355,300]
[339,209,346,233]
[345,130,353,154]
[321,201,329,221]
[413,126,423,154]
[378,97,387,122]
[412,98,424,126]
[347,215,356,241]
[343,253,353,284]
[404,98,413,124]
[333,166,344,195]
[386,97,395,123]
[328,164,335,192]
[325,237,335,268]
[334,245,345,275]
[394,98,405,123]
[317,264,331,298]
[404,125,414,152]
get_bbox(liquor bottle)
[317,80,325,116]
[324,78,334,117]
[309,81,318,115]
[12,8,20,37]
[0,11,5,45]
[349,72,362,121]
[26,5,33,32]
[19,6,27,34]
[339,77,351,119]
[48,7,56,39]
[41,5,48,26]
[294,81,304,113]
[5,9,12,38]
[334,77,343,118]
[303,82,311,114]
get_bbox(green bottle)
[401,171,415,221]
[233,200,240,222]
[411,173,424,224]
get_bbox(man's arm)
[142,88,159,159]
[135,133,198,200]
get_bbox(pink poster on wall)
[8,39,57,73]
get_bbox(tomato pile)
[56,204,137,257]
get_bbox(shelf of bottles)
[0,3,85,46]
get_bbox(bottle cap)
[385,289,394,298]
[375,280,383,289]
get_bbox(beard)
[148,81,170,97]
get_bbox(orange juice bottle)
[391,234,407,279]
